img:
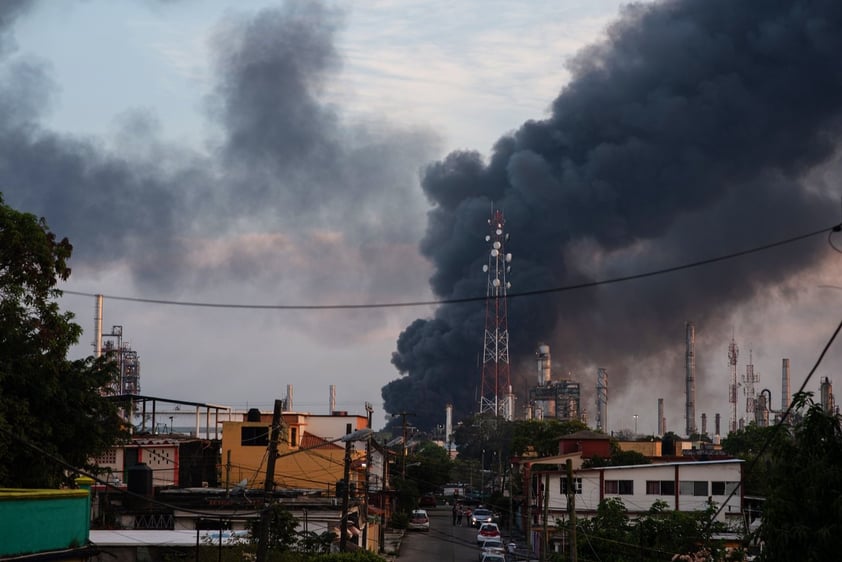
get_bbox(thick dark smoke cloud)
[384,0,842,429]
[0,3,435,332]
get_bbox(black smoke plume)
[383,0,842,430]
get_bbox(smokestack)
[685,321,696,436]
[329,384,336,414]
[445,403,453,447]
[657,398,665,436]
[537,344,551,386]
[286,384,293,411]
[701,413,707,436]
[715,413,721,437]
[781,358,790,411]
[94,294,103,357]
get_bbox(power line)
[60,223,840,310]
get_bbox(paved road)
[399,507,500,562]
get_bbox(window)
[604,480,633,495]
[680,480,709,496]
[646,480,675,495]
[711,481,739,496]
[241,426,269,446]
[560,477,582,495]
[290,427,298,447]
[95,449,117,464]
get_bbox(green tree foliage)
[571,498,730,561]
[511,419,589,457]
[759,392,842,561]
[721,422,780,496]
[249,505,299,550]
[405,441,453,494]
[0,194,127,487]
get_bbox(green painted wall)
[0,479,92,557]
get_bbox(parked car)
[476,522,501,544]
[419,494,437,508]
[408,509,430,531]
[479,553,505,562]
[477,537,505,561]
[470,507,494,527]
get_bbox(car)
[476,522,501,544]
[419,494,437,508]
[477,537,505,560]
[407,509,430,531]
[470,508,494,527]
[479,553,506,562]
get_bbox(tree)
[721,422,780,496]
[511,418,589,457]
[405,441,453,494]
[0,194,127,487]
[759,392,842,560]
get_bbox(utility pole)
[566,459,577,562]
[256,399,283,562]
[340,423,353,551]
[362,403,373,552]
[379,439,389,554]
[394,411,415,478]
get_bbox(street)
[398,507,505,562]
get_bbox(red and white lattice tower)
[479,210,514,420]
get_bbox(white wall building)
[535,459,744,526]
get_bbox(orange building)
[220,409,369,493]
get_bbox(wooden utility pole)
[362,403,373,551]
[566,459,578,562]
[339,423,353,551]
[256,399,283,562]
[395,411,415,478]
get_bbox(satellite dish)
[491,249,499,257]
[493,241,501,249]
[483,265,488,272]
[485,235,491,241]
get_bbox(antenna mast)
[728,336,739,433]
[479,209,513,420]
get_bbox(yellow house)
[220,410,368,493]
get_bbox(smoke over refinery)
[384,0,842,428]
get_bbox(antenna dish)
[493,241,501,249]
[493,279,500,287]
[485,235,491,242]
[483,265,488,272]
[506,254,512,262]
[496,229,503,235]
[491,249,499,257]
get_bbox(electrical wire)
[59,223,839,310]
[702,315,842,535]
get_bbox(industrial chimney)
[657,398,665,436]
[537,344,551,386]
[781,358,791,412]
[685,321,697,436]
[329,385,336,414]
[445,403,453,452]
[94,294,103,357]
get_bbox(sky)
[3,0,842,434]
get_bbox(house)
[526,458,745,556]
[220,409,370,494]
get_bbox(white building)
[534,458,744,526]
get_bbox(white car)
[479,553,506,562]
[476,522,501,544]
[408,509,430,531]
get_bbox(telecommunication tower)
[595,368,608,432]
[742,350,759,424]
[728,336,739,433]
[478,209,514,420]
